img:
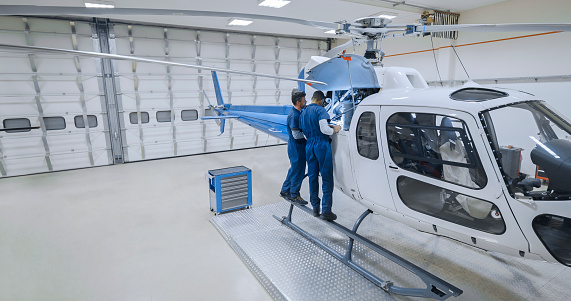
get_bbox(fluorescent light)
[258,0,291,9]
[228,18,253,26]
[85,0,115,8]
[324,30,336,34]
[85,3,115,8]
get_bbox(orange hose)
[385,31,562,58]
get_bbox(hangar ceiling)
[0,0,508,38]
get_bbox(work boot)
[279,191,290,199]
[289,195,308,205]
[312,207,320,217]
[320,212,337,221]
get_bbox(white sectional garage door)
[111,22,326,161]
[0,16,327,177]
[0,17,111,177]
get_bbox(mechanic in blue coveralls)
[279,90,309,205]
[300,91,341,221]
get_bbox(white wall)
[375,0,571,116]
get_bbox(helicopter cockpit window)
[398,176,506,234]
[386,113,487,189]
[450,88,508,102]
[482,100,571,200]
[356,112,379,160]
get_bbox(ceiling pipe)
[375,0,452,13]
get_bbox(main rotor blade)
[0,5,338,30]
[323,39,365,58]
[0,43,326,86]
[416,23,571,33]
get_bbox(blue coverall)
[280,107,306,198]
[299,103,334,214]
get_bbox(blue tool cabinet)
[208,166,252,214]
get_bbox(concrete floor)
[0,145,295,301]
[2,144,570,300]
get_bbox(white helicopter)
[2,5,571,298]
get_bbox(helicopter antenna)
[430,35,444,87]
[451,45,471,81]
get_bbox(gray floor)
[0,145,293,301]
[1,144,570,301]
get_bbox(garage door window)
[2,118,31,133]
[44,117,66,131]
[156,111,172,123]
[129,112,149,124]
[181,109,198,121]
[74,115,98,128]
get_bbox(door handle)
[388,165,399,170]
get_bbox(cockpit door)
[379,106,529,257]
[348,105,395,210]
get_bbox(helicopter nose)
[533,214,571,266]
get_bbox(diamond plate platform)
[210,193,570,300]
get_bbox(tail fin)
[297,68,305,92]
[211,71,225,106]
[211,71,225,134]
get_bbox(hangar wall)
[380,0,571,117]
[0,16,327,177]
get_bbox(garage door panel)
[129,26,166,40]
[166,27,196,41]
[279,48,299,61]
[81,76,102,95]
[172,96,201,108]
[77,57,99,75]
[4,156,48,176]
[205,136,232,152]
[171,79,200,93]
[201,44,227,59]
[142,144,176,160]
[46,133,91,152]
[50,152,93,170]
[168,40,198,57]
[143,127,175,142]
[233,135,259,149]
[227,33,252,44]
[0,79,36,94]
[228,45,255,60]
[176,141,204,155]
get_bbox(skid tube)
[272,200,463,300]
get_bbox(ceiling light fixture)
[258,0,291,9]
[228,18,254,26]
[85,0,115,8]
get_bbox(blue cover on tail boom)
[208,71,290,141]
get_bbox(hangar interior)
[1,0,570,300]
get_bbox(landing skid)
[273,200,463,300]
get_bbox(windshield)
[483,101,571,200]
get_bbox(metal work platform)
[210,194,570,300]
